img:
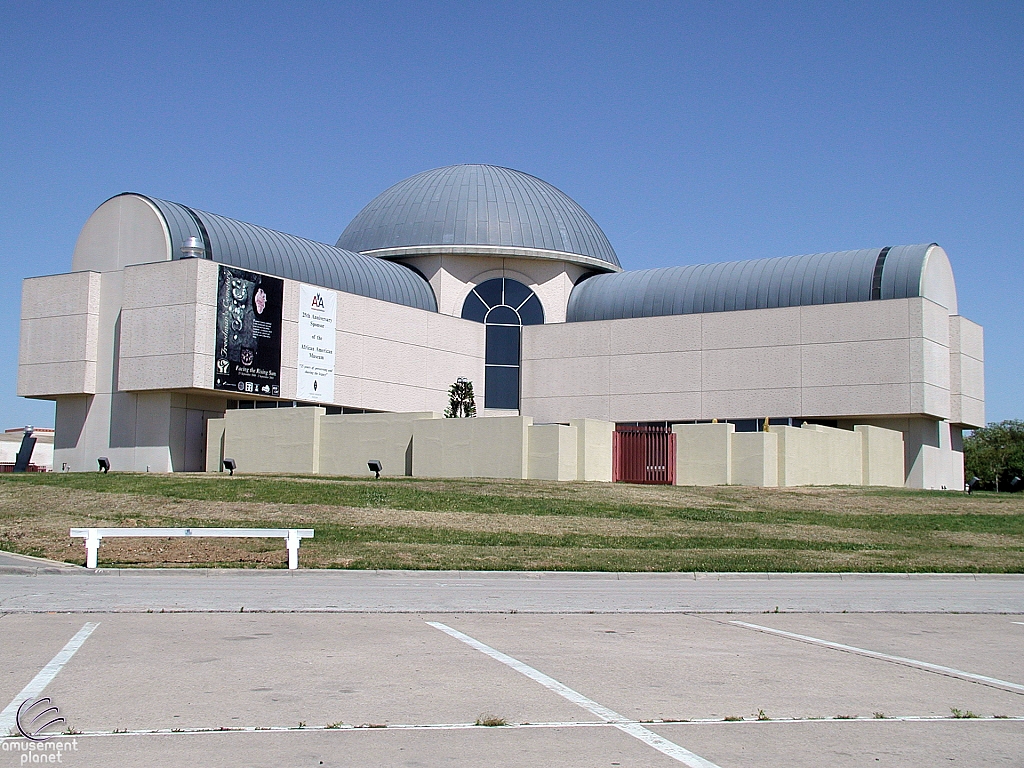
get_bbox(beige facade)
[18,179,984,490]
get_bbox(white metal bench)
[70,528,315,570]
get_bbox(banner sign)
[297,284,337,402]
[214,265,283,397]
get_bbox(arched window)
[461,278,544,410]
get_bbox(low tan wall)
[528,424,578,481]
[774,424,862,487]
[209,408,618,482]
[222,407,324,474]
[319,412,441,477]
[674,423,733,485]
[413,416,532,479]
[206,418,226,472]
[672,422,903,487]
[571,419,614,482]
[731,431,779,487]
[855,424,906,487]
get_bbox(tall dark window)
[461,278,544,410]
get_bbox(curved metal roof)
[128,194,437,312]
[566,244,941,322]
[337,164,621,272]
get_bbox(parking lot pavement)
[2,611,1022,767]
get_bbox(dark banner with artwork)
[214,265,283,397]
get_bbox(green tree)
[444,378,477,418]
[964,420,1024,491]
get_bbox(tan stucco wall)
[412,416,532,479]
[855,424,905,487]
[19,271,101,397]
[671,422,902,488]
[774,424,863,487]
[206,417,225,472]
[570,418,614,482]
[319,411,442,477]
[674,423,733,485]
[527,423,578,481]
[222,407,323,474]
[731,431,779,487]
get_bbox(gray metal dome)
[337,164,621,272]
[130,195,437,312]
[566,244,956,322]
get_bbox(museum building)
[18,165,984,488]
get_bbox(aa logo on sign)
[311,293,325,310]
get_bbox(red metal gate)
[612,426,676,484]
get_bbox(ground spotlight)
[223,458,236,476]
[97,457,110,473]
[368,460,382,480]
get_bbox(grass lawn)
[1,472,1022,572]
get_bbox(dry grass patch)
[1,474,1022,571]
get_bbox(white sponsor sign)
[297,284,336,402]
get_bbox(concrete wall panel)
[673,423,733,485]
[731,431,779,487]
[413,416,531,479]
[527,423,578,481]
[19,272,101,397]
[609,351,701,395]
[702,388,801,421]
[319,412,441,477]
[801,339,910,387]
[702,306,799,349]
[802,384,911,417]
[608,314,701,355]
[701,346,801,391]
[800,300,909,344]
[570,419,614,481]
[855,424,904,486]
[223,407,323,474]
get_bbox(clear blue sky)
[2,1,1020,428]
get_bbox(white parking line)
[427,621,722,768]
[730,621,1024,694]
[0,622,99,735]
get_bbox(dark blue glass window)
[517,294,544,325]
[461,291,487,323]
[485,366,520,410]
[485,305,520,325]
[502,279,532,308]
[473,279,503,307]
[460,278,544,411]
[486,325,520,366]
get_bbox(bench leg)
[287,530,300,570]
[85,531,101,569]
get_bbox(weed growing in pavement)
[757,709,770,721]
[950,708,978,719]
[475,715,508,727]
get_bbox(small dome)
[338,164,621,272]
